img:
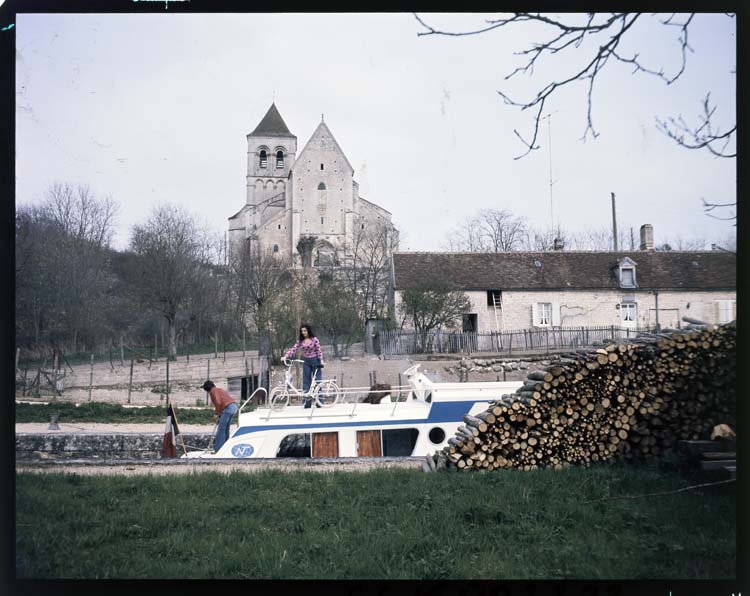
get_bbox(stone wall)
[16,432,213,460]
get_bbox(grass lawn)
[15,402,221,424]
[15,461,735,579]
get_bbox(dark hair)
[202,380,215,392]
[298,323,316,341]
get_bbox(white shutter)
[551,303,561,327]
[732,301,737,321]
[531,303,539,327]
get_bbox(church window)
[259,150,267,168]
[361,223,365,229]
[278,224,281,230]
[317,182,326,190]
[320,164,324,170]
[273,244,279,253]
[321,217,324,224]
[276,151,284,168]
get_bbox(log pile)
[424,321,736,472]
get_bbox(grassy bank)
[15,402,222,424]
[15,462,735,579]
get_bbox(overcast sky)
[15,12,736,252]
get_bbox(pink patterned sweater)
[284,337,323,360]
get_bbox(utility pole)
[611,192,618,252]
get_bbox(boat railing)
[261,384,414,420]
[239,387,268,414]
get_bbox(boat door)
[312,432,339,458]
[356,430,382,457]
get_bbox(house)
[392,225,736,332]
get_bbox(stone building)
[228,103,395,267]
[393,225,736,332]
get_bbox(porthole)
[428,427,446,444]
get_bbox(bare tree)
[399,286,471,352]
[128,203,216,360]
[445,208,527,252]
[302,274,361,358]
[342,220,400,321]
[15,183,119,353]
[415,14,735,156]
[523,224,570,251]
[414,13,736,225]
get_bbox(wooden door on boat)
[312,432,339,458]
[356,430,382,457]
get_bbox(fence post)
[88,354,94,402]
[120,336,124,366]
[165,357,170,407]
[243,326,246,357]
[206,359,211,405]
[127,357,134,404]
[214,332,218,358]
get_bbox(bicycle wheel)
[313,380,341,408]
[270,387,290,411]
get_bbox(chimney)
[639,224,654,251]
[553,237,564,251]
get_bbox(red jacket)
[209,386,236,416]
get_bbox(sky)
[15,12,737,252]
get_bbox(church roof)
[249,103,296,138]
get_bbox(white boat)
[183,364,522,459]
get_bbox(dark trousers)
[302,357,322,408]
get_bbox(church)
[228,104,395,267]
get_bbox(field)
[15,461,735,579]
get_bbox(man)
[202,380,238,453]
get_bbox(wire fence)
[378,325,655,356]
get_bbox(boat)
[183,364,522,459]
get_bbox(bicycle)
[269,358,341,411]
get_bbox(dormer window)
[276,151,284,169]
[621,267,635,287]
[259,149,267,169]
[616,257,638,288]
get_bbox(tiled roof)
[249,103,295,138]
[392,251,736,291]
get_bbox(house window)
[717,300,736,323]
[537,303,552,326]
[276,151,284,168]
[620,303,637,322]
[620,267,635,287]
[486,290,502,307]
[259,150,267,168]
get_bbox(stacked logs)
[423,320,736,473]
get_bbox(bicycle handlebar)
[282,358,324,368]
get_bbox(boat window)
[277,433,311,458]
[428,427,446,444]
[382,428,419,456]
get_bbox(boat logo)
[231,443,255,458]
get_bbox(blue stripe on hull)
[233,400,481,438]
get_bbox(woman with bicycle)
[283,323,325,408]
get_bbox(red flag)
[162,404,180,458]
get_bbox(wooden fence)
[378,325,654,356]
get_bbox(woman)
[283,323,325,408]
